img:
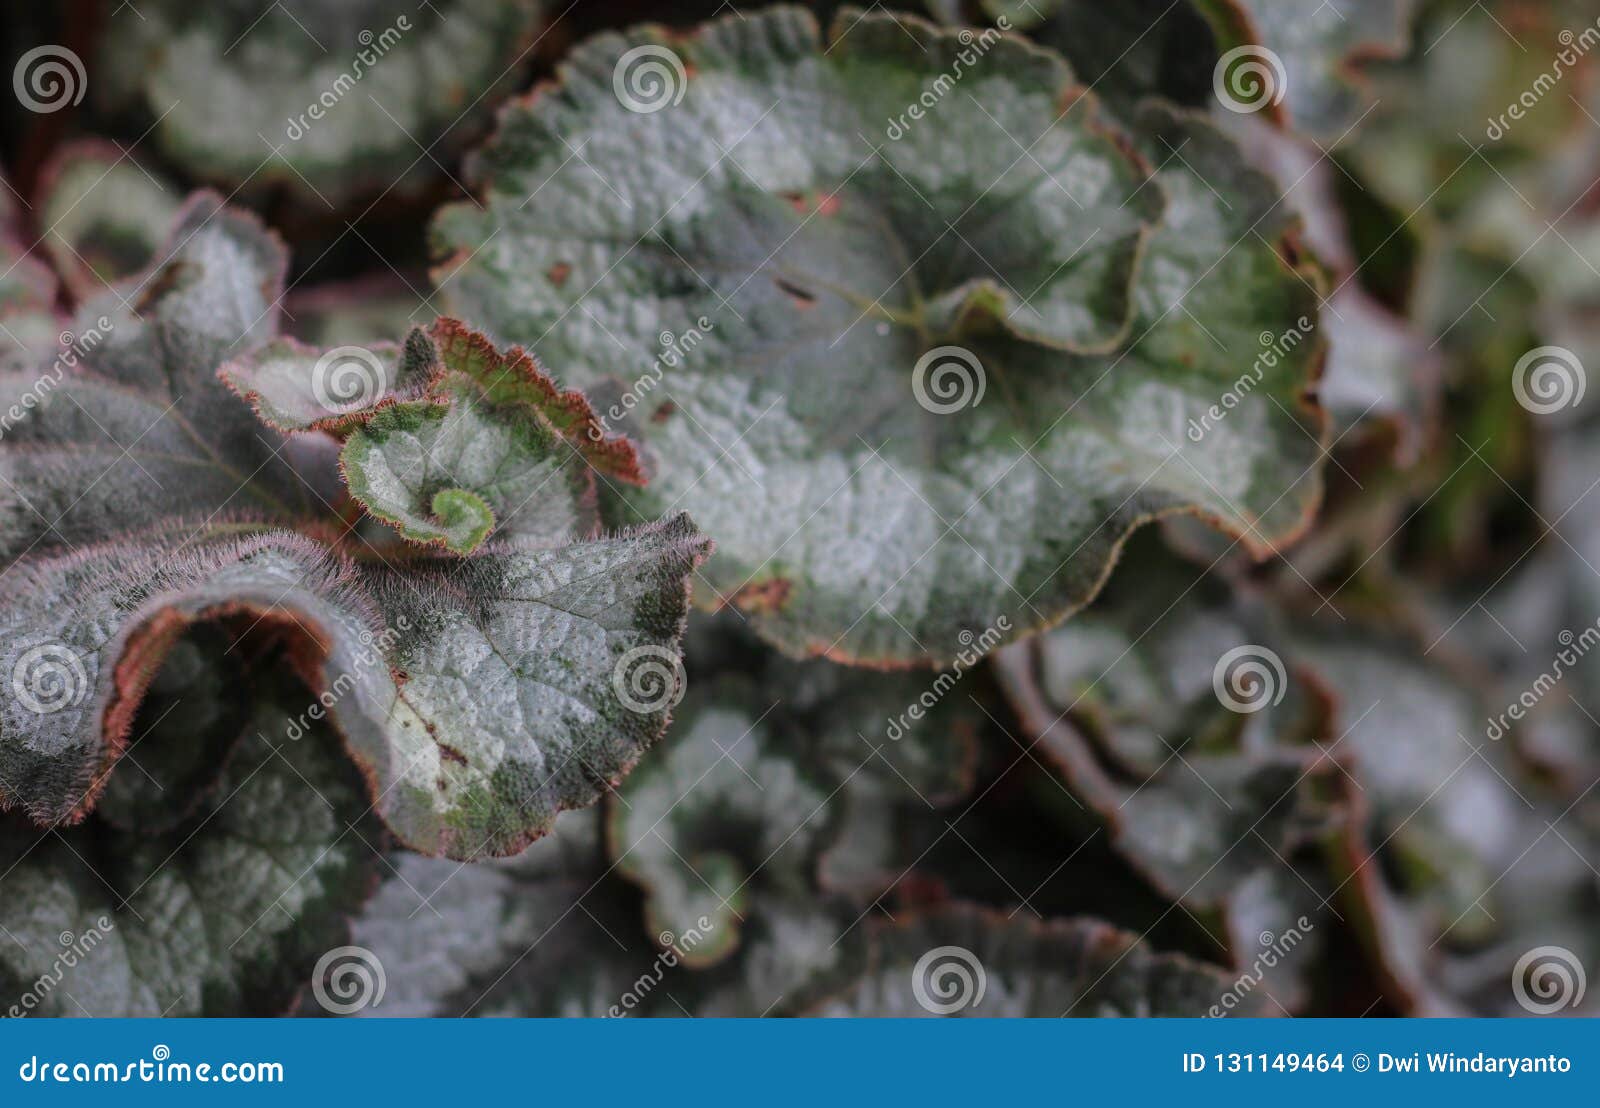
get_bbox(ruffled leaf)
[0,515,710,859]
[0,192,305,562]
[0,690,383,1017]
[222,319,645,551]
[994,533,1343,907]
[93,0,552,206]
[433,8,1327,663]
[818,904,1255,1016]
[35,141,180,298]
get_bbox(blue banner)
[2,1019,1593,1104]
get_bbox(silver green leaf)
[433,8,1327,664]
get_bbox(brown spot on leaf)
[436,741,469,767]
[783,191,841,217]
[133,261,188,314]
[651,400,676,423]
[548,262,571,287]
[731,577,792,614]
[773,276,817,309]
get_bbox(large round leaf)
[433,7,1327,664]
